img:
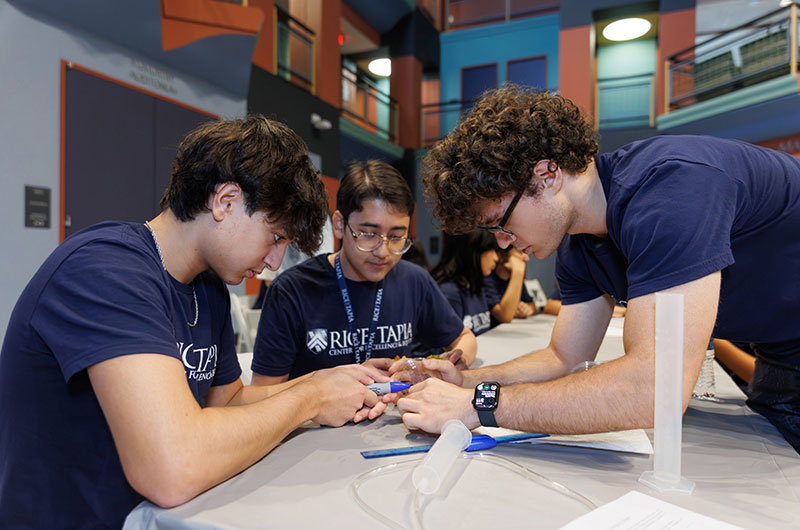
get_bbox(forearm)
[460,345,573,388]
[228,372,312,405]
[494,355,655,434]
[491,269,526,323]
[120,379,320,507]
[713,339,755,383]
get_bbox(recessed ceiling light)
[368,58,391,77]
[602,18,652,41]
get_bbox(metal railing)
[276,7,315,92]
[341,69,398,142]
[666,3,798,110]
[420,100,472,147]
[445,0,559,30]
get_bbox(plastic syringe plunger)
[412,420,472,494]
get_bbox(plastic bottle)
[412,419,472,494]
[692,346,716,399]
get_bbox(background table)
[124,315,800,529]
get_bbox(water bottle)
[692,346,716,399]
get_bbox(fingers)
[421,358,454,374]
[367,401,387,420]
[364,357,394,370]
[401,412,423,431]
[396,395,420,414]
[362,388,379,408]
[352,406,370,423]
[445,348,463,366]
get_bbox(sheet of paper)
[559,491,745,530]
[474,427,653,454]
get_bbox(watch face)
[474,382,499,410]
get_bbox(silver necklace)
[144,221,199,327]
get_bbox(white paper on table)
[474,426,653,455]
[558,491,745,530]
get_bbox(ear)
[208,182,242,222]
[532,160,563,193]
[332,210,346,239]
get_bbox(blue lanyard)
[334,253,383,364]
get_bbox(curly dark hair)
[423,85,597,234]
[160,115,328,255]
[431,230,498,296]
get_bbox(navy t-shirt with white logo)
[0,221,240,529]
[438,281,493,336]
[253,255,465,378]
[556,135,800,368]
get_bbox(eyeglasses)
[345,222,414,255]
[477,187,525,238]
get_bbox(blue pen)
[366,382,411,395]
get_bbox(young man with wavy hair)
[0,116,389,528]
[397,85,800,454]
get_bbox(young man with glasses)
[395,85,800,454]
[251,160,477,385]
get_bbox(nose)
[264,242,288,271]
[493,232,515,249]
[372,238,391,258]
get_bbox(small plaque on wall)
[25,186,51,228]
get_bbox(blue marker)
[366,382,411,395]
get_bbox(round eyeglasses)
[346,222,414,255]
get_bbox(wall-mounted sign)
[25,186,51,228]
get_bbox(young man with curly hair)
[397,85,800,454]
[0,116,390,528]
[251,160,476,385]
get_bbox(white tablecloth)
[124,315,800,529]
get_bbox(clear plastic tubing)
[412,419,472,494]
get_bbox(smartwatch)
[472,382,500,428]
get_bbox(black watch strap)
[477,409,498,428]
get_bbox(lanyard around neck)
[334,253,384,364]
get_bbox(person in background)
[431,230,501,336]
[714,339,756,394]
[0,116,389,528]
[250,160,477,385]
[487,247,537,323]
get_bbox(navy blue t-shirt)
[487,272,533,304]
[438,281,493,336]
[556,135,800,367]
[0,221,240,529]
[253,255,465,378]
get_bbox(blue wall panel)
[439,14,560,135]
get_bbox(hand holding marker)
[366,382,411,396]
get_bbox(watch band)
[477,409,498,428]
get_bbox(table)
[124,315,800,529]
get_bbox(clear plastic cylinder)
[412,419,471,494]
[639,292,695,494]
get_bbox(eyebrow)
[356,222,409,232]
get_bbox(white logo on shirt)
[177,342,218,381]
[307,329,328,353]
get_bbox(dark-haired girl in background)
[432,230,529,336]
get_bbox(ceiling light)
[602,18,652,41]
[368,58,391,77]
